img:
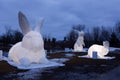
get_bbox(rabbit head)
[18,12,44,52]
[74,30,84,37]
[78,31,84,37]
[103,41,109,48]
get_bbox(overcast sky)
[0,0,120,40]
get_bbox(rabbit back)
[9,42,25,63]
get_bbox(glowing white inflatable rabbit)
[8,12,48,65]
[88,41,109,58]
[74,31,85,51]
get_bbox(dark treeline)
[0,27,23,51]
[41,22,120,50]
[66,24,120,48]
[0,22,120,51]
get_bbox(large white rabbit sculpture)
[74,31,85,51]
[88,41,109,58]
[8,12,48,65]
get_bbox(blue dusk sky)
[0,0,120,40]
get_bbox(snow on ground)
[109,47,120,52]
[72,48,88,52]
[1,56,64,70]
[50,58,69,63]
[64,48,73,52]
[78,55,115,60]
[65,53,75,57]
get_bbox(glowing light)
[74,31,85,51]
[8,12,48,65]
[88,41,109,58]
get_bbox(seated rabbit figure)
[8,12,48,65]
[74,31,85,51]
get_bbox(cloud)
[0,0,120,40]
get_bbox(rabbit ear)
[18,11,31,35]
[34,18,44,32]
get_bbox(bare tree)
[92,26,100,43]
[84,28,93,47]
[99,26,110,43]
[72,24,85,31]
[115,22,120,40]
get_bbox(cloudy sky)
[0,0,120,40]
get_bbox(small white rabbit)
[88,41,109,58]
[8,11,48,64]
[74,31,85,51]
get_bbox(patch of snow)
[78,55,115,60]
[64,48,73,52]
[109,47,120,52]
[84,48,88,51]
[50,58,69,63]
[48,50,65,54]
[65,54,75,57]
[19,57,31,67]
[2,56,64,70]
[72,48,88,52]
